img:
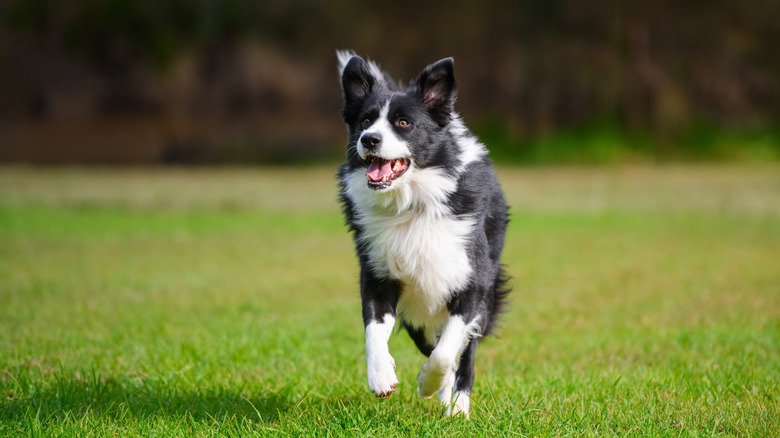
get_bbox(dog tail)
[485,265,512,336]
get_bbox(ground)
[1,164,778,436]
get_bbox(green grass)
[1,165,779,436]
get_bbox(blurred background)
[1,0,778,165]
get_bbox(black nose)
[361,133,382,149]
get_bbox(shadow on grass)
[1,369,293,425]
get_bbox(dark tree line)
[1,0,778,163]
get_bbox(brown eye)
[397,119,410,127]
[361,118,371,128]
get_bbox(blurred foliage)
[6,0,260,69]
[4,0,351,67]
[1,0,779,164]
[477,120,780,165]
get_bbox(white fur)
[438,380,455,408]
[357,99,411,161]
[344,167,474,326]
[365,313,398,397]
[432,351,473,417]
[418,315,482,398]
[336,50,355,75]
[445,391,471,418]
[337,49,385,86]
[345,165,457,217]
[450,116,487,171]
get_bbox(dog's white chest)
[344,166,475,325]
[360,210,474,323]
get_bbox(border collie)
[336,51,510,418]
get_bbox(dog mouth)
[365,156,409,190]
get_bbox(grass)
[1,164,779,436]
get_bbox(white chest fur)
[345,167,474,326]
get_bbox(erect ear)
[340,55,377,122]
[414,57,456,125]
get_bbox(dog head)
[338,52,457,191]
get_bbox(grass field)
[1,165,779,436]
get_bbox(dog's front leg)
[365,313,397,397]
[361,271,401,397]
[418,314,481,414]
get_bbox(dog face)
[340,55,457,191]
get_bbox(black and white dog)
[337,51,510,417]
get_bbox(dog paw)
[443,391,471,418]
[417,358,454,398]
[367,352,398,398]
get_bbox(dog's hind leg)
[404,323,435,357]
[445,338,478,417]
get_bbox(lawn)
[1,165,778,436]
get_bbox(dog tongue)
[367,158,394,182]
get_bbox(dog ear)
[340,55,377,123]
[415,58,456,126]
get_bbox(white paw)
[437,380,454,406]
[367,352,398,397]
[417,357,455,398]
[443,391,470,418]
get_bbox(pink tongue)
[367,159,394,182]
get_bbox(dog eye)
[361,118,371,128]
[397,119,410,127]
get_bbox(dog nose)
[361,133,382,149]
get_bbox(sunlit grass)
[1,165,778,436]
